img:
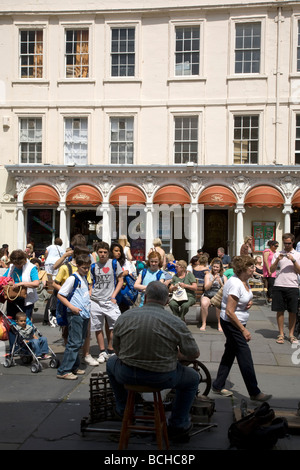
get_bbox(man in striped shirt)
[106,281,200,441]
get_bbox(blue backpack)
[141,268,164,283]
[56,273,81,326]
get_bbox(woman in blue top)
[5,249,39,320]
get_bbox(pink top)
[263,248,276,278]
[273,249,300,288]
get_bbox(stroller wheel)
[31,363,41,373]
[3,358,13,368]
[50,358,60,369]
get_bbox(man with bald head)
[106,281,200,441]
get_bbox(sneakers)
[97,351,109,363]
[250,392,272,402]
[83,354,99,366]
[57,372,78,380]
[212,387,233,397]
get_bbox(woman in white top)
[212,256,272,402]
[44,238,65,276]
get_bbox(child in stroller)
[15,312,50,359]
[3,310,59,373]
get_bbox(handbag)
[2,273,27,302]
[210,286,224,309]
[172,287,188,302]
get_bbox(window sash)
[235,22,261,74]
[110,117,134,164]
[111,28,135,77]
[65,29,89,78]
[20,30,43,78]
[233,115,259,164]
[175,26,200,76]
[64,118,88,164]
[174,116,198,164]
[297,21,300,72]
[19,118,42,163]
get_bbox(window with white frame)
[64,117,88,165]
[235,22,261,74]
[174,116,198,164]
[295,115,300,164]
[111,27,135,77]
[110,117,134,164]
[20,30,43,78]
[19,118,42,163]
[65,29,89,78]
[233,115,259,164]
[175,26,200,76]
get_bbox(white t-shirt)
[220,275,253,324]
[45,244,64,264]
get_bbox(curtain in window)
[75,30,89,78]
[34,30,43,78]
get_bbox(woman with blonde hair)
[200,257,227,331]
[148,238,166,269]
[118,235,133,261]
[240,236,253,257]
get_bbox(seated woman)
[169,260,197,321]
[188,254,210,286]
[200,257,227,332]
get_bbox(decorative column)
[145,203,154,255]
[282,203,293,234]
[58,202,68,248]
[235,203,245,256]
[17,205,25,249]
[188,203,199,258]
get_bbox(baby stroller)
[1,307,60,373]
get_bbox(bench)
[185,281,217,326]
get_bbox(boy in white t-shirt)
[56,254,91,380]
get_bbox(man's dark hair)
[145,281,169,305]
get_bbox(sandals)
[276,334,299,344]
[289,336,299,344]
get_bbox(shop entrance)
[157,208,189,262]
[203,209,228,260]
[27,208,60,257]
[70,209,102,251]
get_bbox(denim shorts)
[271,286,299,313]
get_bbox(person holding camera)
[270,233,300,345]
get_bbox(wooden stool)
[118,385,169,450]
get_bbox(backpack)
[141,268,163,283]
[228,402,288,449]
[56,273,81,326]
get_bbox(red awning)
[66,185,102,206]
[153,186,190,205]
[23,185,60,206]
[198,186,237,206]
[244,186,284,208]
[109,185,146,206]
[292,189,300,207]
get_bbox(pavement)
[0,297,300,456]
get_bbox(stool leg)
[118,391,135,450]
[156,392,169,449]
[153,392,163,450]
